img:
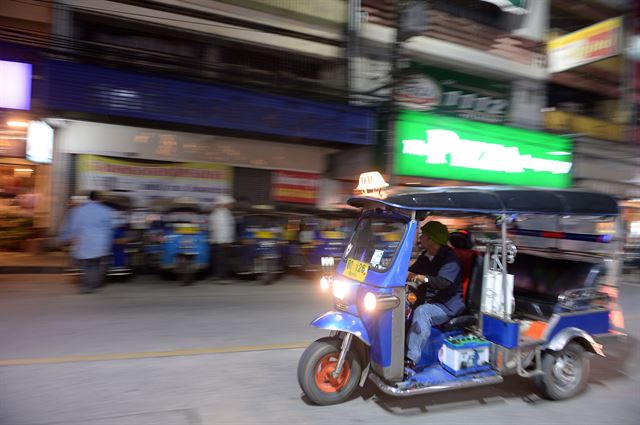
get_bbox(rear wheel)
[535,342,590,400]
[257,257,277,285]
[178,256,195,286]
[297,336,362,405]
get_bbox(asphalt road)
[0,273,639,425]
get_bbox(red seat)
[454,248,477,301]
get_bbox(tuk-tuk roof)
[347,186,619,216]
[151,197,203,213]
[98,191,133,210]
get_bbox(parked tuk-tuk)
[298,172,625,405]
[288,207,357,277]
[98,191,139,279]
[158,197,210,285]
[233,206,289,285]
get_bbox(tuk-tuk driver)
[405,221,465,374]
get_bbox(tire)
[535,342,591,400]
[258,258,277,285]
[297,336,362,406]
[178,256,195,286]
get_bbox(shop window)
[0,165,37,250]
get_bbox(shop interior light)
[7,120,29,127]
[14,168,34,173]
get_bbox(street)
[0,273,639,425]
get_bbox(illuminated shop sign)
[396,63,510,124]
[0,60,32,110]
[395,111,572,188]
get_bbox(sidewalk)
[0,251,69,274]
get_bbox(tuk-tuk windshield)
[344,216,406,272]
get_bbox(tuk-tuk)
[290,207,357,277]
[297,172,625,405]
[98,191,138,279]
[158,197,210,285]
[233,206,287,285]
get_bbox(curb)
[0,267,67,274]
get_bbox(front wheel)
[535,342,591,400]
[297,336,362,405]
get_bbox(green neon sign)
[395,111,572,188]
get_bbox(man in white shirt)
[209,194,236,281]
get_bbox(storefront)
[0,56,53,251]
[43,60,376,229]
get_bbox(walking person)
[59,191,115,293]
[209,194,236,282]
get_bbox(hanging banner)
[272,170,320,204]
[76,155,232,207]
[548,17,622,73]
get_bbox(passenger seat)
[439,230,483,331]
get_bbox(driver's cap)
[420,221,449,246]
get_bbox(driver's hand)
[406,280,420,291]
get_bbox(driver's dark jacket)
[409,245,464,316]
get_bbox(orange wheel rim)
[314,352,351,393]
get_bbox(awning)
[480,0,529,15]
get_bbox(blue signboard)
[44,60,374,145]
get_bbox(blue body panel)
[547,310,610,341]
[330,214,416,368]
[481,314,520,349]
[402,365,498,391]
[310,311,371,346]
[112,227,128,267]
[162,233,210,268]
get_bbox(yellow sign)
[254,231,276,239]
[344,258,369,282]
[548,17,622,73]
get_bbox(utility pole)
[385,1,404,185]
[385,0,427,184]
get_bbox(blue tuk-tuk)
[291,207,357,277]
[158,198,210,285]
[233,206,287,285]
[298,172,625,405]
[99,191,137,279]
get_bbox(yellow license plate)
[344,258,368,282]
[321,231,345,240]
[176,227,198,234]
[255,231,275,239]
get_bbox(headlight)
[363,293,401,311]
[364,292,377,311]
[333,279,349,300]
[320,276,331,291]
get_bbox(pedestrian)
[59,191,115,293]
[404,221,465,375]
[209,194,236,282]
